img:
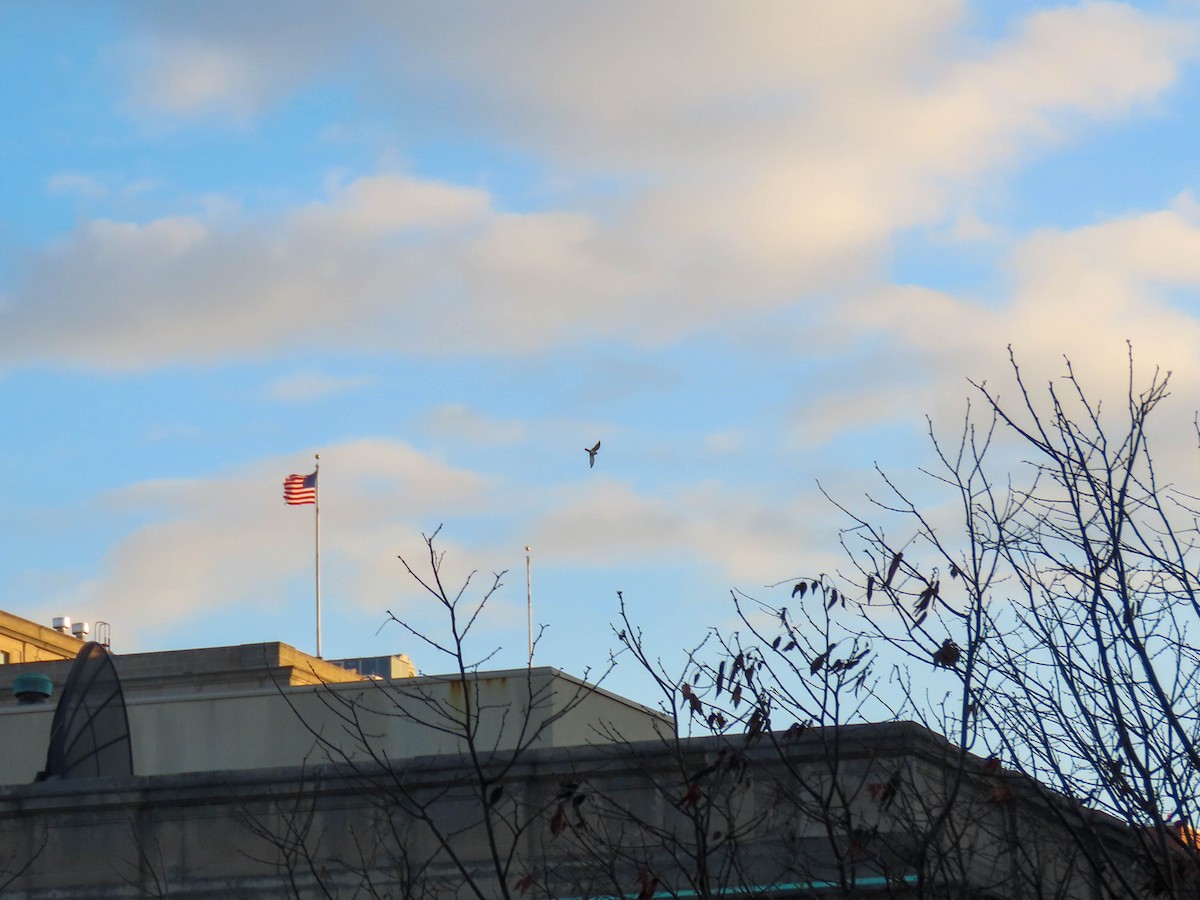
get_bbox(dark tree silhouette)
[675,347,1200,898]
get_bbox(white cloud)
[265,371,373,402]
[122,3,961,127]
[802,197,1200,477]
[134,41,259,118]
[122,5,355,120]
[0,169,810,366]
[5,5,1193,369]
[528,479,828,585]
[938,201,1200,384]
[0,175,497,368]
[121,4,1194,201]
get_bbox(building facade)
[0,609,87,666]
[0,610,1184,898]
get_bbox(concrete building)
[0,609,88,665]
[0,609,1176,898]
[330,653,417,680]
[0,624,668,785]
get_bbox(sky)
[5,1,1200,703]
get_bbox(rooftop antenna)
[525,545,533,669]
[37,642,132,781]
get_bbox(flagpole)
[525,545,532,668]
[314,454,322,658]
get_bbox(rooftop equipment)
[12,674,53,704]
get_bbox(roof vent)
[71,622,90,641]
[13,674,53,704]
[52,617,71,634]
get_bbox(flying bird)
[586,441,601,468]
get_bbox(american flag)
[283,471,318,505]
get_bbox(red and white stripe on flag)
[284,471,317,505]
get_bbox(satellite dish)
[37,641,132,781]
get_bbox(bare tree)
[688,347,1200,898]
[245,526,618,899]
[602,584,1001,899]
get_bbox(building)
[0,609,1183,898]
[330,653,417,679]
[0,610,89,665]
[0,609,666,785]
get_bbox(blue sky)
[4,1,1200,703]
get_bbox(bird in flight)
[586,441,601,468]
